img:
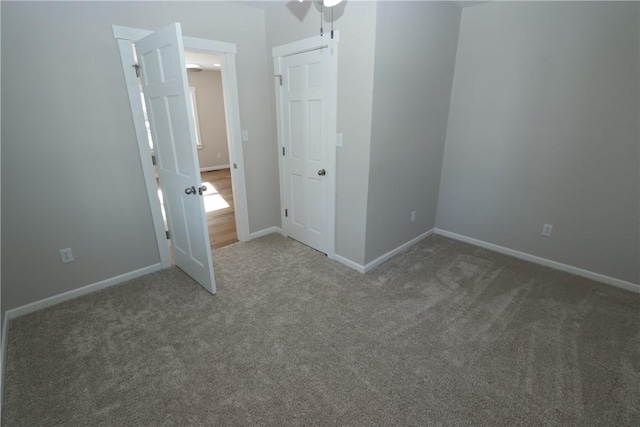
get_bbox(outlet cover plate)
[59,248,74,263]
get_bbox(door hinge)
[275,74,282,86]
[133,64,141,78]
[165,230,170,240]
[285,209,288,217]
[282,147,285,156]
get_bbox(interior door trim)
[113,25,237,54]
[113,24,250,268]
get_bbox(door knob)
[198,185,207,195]
[317,169,326,176]
[185,186,196,195]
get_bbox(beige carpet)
[3,234,639,425]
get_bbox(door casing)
[273,33,339,260]
[113,25,250,268]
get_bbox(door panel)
[289,101,303,159]
[280,48,329,253]
[291,175,305,228]
[308,100,322,161]
[135,23,216,294]
[308,178,323,235]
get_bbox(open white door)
[135,23,216,294]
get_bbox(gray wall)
[0,1,2,328]
[436,1,640,283]
[264,1,378,265]
[1,1,276,313]
[3,0,637,317]
[364,1,461,263]
[187,69,230,169]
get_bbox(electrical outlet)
[242,130,249,142]
[542,224,553,237]
[217,152,221,158]
[59,248,74,263]
[411,211,416,223]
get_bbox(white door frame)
[113,25,250,268]
[273,34,339,260]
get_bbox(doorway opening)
[114,25,250,272]
[139,47,239,252]
[184,50,239,250]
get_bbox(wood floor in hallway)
[200,168,238,251]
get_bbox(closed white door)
[135,23,216,294]
[280,48,330,253]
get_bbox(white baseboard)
[334,254,366,273]
[248,226,283,240]
[200,165,230,172]
[434,228,640,294]
[5,263,163,320]
[363,229,435,273]
[1,311,9,416]
[0,263,162,415]
[334,229,436,274]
